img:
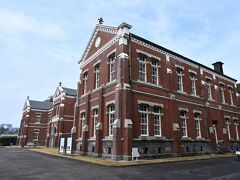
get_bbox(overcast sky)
[0,0,240,127]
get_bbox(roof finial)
[59,81,62,86]
[98,17,104,24]
[27,96,29,100]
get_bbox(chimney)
[212,61,224,75]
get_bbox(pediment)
[79,24,118,63]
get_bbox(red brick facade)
[18,97,53,146]
[73,22,240,160]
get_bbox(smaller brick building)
[18,96,53,146]
[46,83,77,148]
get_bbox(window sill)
[106,80,116,87]
[177,90,187,94]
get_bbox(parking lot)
[0,147,240,180]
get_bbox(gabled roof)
[29,100,53,110]
[62,87,77,96]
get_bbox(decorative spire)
[27,96,29,100]
[98,17,104,24]
[59,81,62,86]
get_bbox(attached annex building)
[72,22,240,160]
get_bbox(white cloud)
[0,7,66,39]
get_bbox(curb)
[29,148,236,167]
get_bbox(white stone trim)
[175,64,184,70]
[193,110,202,114]
[105,100,115,106]
[107,48,116,57]
[179,107,189,112]
[189,69,197,74]
[91,105,99,110]
[80,110,86,114]
[136,49,160,61]
[137,100,164,108]
[93,59,101,67]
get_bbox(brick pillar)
[123,119,133,160]
[71,101,79,154]
[95,122,102,157]
[82,94,90,155]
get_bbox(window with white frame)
[153,106,161,136]
[139,104,148,136]
[33,129,39,140]
[80,112,86,137]
[92,109,98,137]
[190,73,197,95]
[108,104,115,136]
[151,59,158,85]
[35,112,42,123]
[176,68,184,92]
[109,54,115,82]
[180,111,188,137]
[220,84,225,103]
[194,113,201,138]
[229,88,234,105]
[138,55,147,82]
[206,79,212,100]
[225,117,231,140]
[83,72,88,94]
[234,119,239,140]
[94,64,100,89]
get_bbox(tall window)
[190,73,196,95]
[109,54,115,82]
[220,84,225,103]
[35,112,42,123]
[194,113,201,138]
[180,111,188,137]
[139,104,148,136]
[83,72,88,94]
[33,129,39,140]
[225,118,231,140]
[177,68,184,92]
[80,112,86,137]
[93,109,98,137]
[234,119,239,140]
[94,64,100,89]
[138,56,147,82]
[153,106,161,136]
[151,59,158,85]
[206,79,212,100]
[108,104,115,136]
[229,88,234,105]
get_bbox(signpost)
[66,137,72,155]
[132,148,140,161]
[236,151,240,160]
[59,138,65,154]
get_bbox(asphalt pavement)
[0,147,240,180]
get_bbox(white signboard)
[66,137,72,154]
[59,138,65,154]
[236,151,240,155]
[132,148,140,161]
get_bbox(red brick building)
[18,96,53,146]
[46,83,77,148]
[72,22,240,160]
